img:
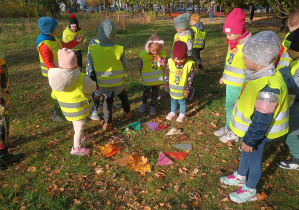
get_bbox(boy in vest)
[0,48,25,171]
[278,28,299,170]
[87,20,131,131]
[36,17,83,122]
[220,31,289,203]
[48,48,96,155]
[62,14,87,72]
[189,14,206,71]
[165,41,195,122]
[214,8,251,143]
[275,10,299,70]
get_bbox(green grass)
[0,15,298,209]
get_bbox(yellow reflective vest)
[230,71,289,139]
[173,32,193,47]
[223,44,246,87]
[62,26,85,51]
[191,26,206,49]
[288,59,299,106]
[51,73,90,121]
[90,44,124,88]
[37,37,62,77]
[140,51,166,86]
[276,33,292,70]
[168,58,194,99]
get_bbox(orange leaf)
[54,169,60,174]
[104,147,123,157]
[221,197,230,202]
[257,192,268,201]
[100,143,117,154]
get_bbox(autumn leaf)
[27,166,36,172]
[181,204,188,209]
[73,199,82,206]
[94,165,104,175]
[127,154,151,175]
[155,171,166,180]
[257,192,268,201]
[221,197,230,202]
[100,143,117,154]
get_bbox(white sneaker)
[166,112,176,121]
[219,131,239,143]
[214,126,229,137]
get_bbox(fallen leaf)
[94,166,104,175]
[257,192,268,201]
[261,207,273,210]
[143,206,151,210]
[127,154,151,175]
[191,168,199,176]
[155,171,166,180]
[179,167,188,175]
[73,199,82,206]
[27,166,36,173]
[181,204,188,209]
[221,197,230,202]
[54,169,60,174]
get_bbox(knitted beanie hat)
[173,41,188,60]
[145,35,164,53]
[190,14,200,23]
[242,31,280,66]
[38,17,58,35]
[174,13,190,30]
[285,27,299,52]
[223,8,245,34]
[58,48,77,69]
[70,14,79,27]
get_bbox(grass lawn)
[0,14,298,209]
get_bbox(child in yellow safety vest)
[164,41,195,123]
[189,14,206,71]
[214,8,252,143]
[48,48,96,155]
[220,31,289,203]
[277,28,299,170]
[138,34,167,115]
[62,14,87,72]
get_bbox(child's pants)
[225,84,241,127]
[237,138,269,189]
[286,101,299,159]
[142,86,159,106]
[103,89,130,124]
[72,118,86,148]
[75,50,82,71]
[171,97,186,115]
[192,48,203,69]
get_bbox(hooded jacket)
[190,22,205,49]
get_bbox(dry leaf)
[54,169,60,174]
[127,154,151,175]
[73,199,82,206]
[192,202,199,208]
[191,168,199,176]
[221,197,230,202]
[181,204,188,209]
[27,166,36,172]
[261,207,273,210]
[94,166,104,175]
[174,184,180,193]
[179,167,188,174]
[211,122,217,128]
[143,206,151,210]
[155,171,166,180]
[20,206,26,210]
[100,143,117,154]
[257,192,268,201]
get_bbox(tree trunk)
[197,1,200,14]
[249,4,255,24]
[280,18,287,31]
[266,6,269,14]
[172,0,174,12]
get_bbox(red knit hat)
[223,8,245,34]
[172,41,187,60]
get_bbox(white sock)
[248,187,256,192]
[236,174,246,180]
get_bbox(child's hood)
[98,20,116,46]
[192,22,204,31]
[48,68,81,92]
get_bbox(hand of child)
[241,142,253,153]
[219,77,224,85]
[184,90,190,97]
[76,35,83,43]
[155,55,161,62]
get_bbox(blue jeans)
[171,97,186,115]
[237,138,270,189]
[209,13,213,20]
[226,85,241,127]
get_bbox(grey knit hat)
[242,31,280,66]
[174,13,190,30]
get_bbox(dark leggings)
[102,90,130,124]
[142,86,159,106]
[192,48,203,69]
[75,50,82,70]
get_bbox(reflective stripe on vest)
[51,73,90,121]
[140,51,166,86]
[90,44,124,88]
[37,37,62,77]
[230,71,289,139]
[277,34,292,70]
[223,44,245,87]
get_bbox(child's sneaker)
[220,171,246,187]
[139,103,147,112]
[219,130,239,143]
[70,146,90,156]
[229,185,257,203]
[176,113,185,122]
[166,112,176,121]
[277,156,299,170]
[150,106,156,115]
[89,110,101,121]
[214,126,229,137]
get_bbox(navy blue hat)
[38,17,58,35]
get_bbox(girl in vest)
[164,41,194,122]
[87,20,131,131]
[36,17,83,122]
[62,15,87,72]
[48,48,96,155]
[220,31,289,203]
[138,34,167,115]
[214,8,251,143]
[278,28,299,170]
[189,14,206,71]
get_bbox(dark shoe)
[157,92,170,100]
[278,156,299,170]
[0,152,25,171]
[51,111,66,122]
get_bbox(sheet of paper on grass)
[128,122,141,131]
[165,152,187,162]
[146,122,159,131]
[171,143,192,151]
[166,127,183,135]
[156,152,174,165]
[114,156,131,166]
[155,124,169,131]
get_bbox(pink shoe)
[81,134,93,144]
[166,112,176,121]
[176,113,185,122]
[70,146,90,156]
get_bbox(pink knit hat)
[58,48,77,69]
[223,8,245,34]
[145,35,164,53]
